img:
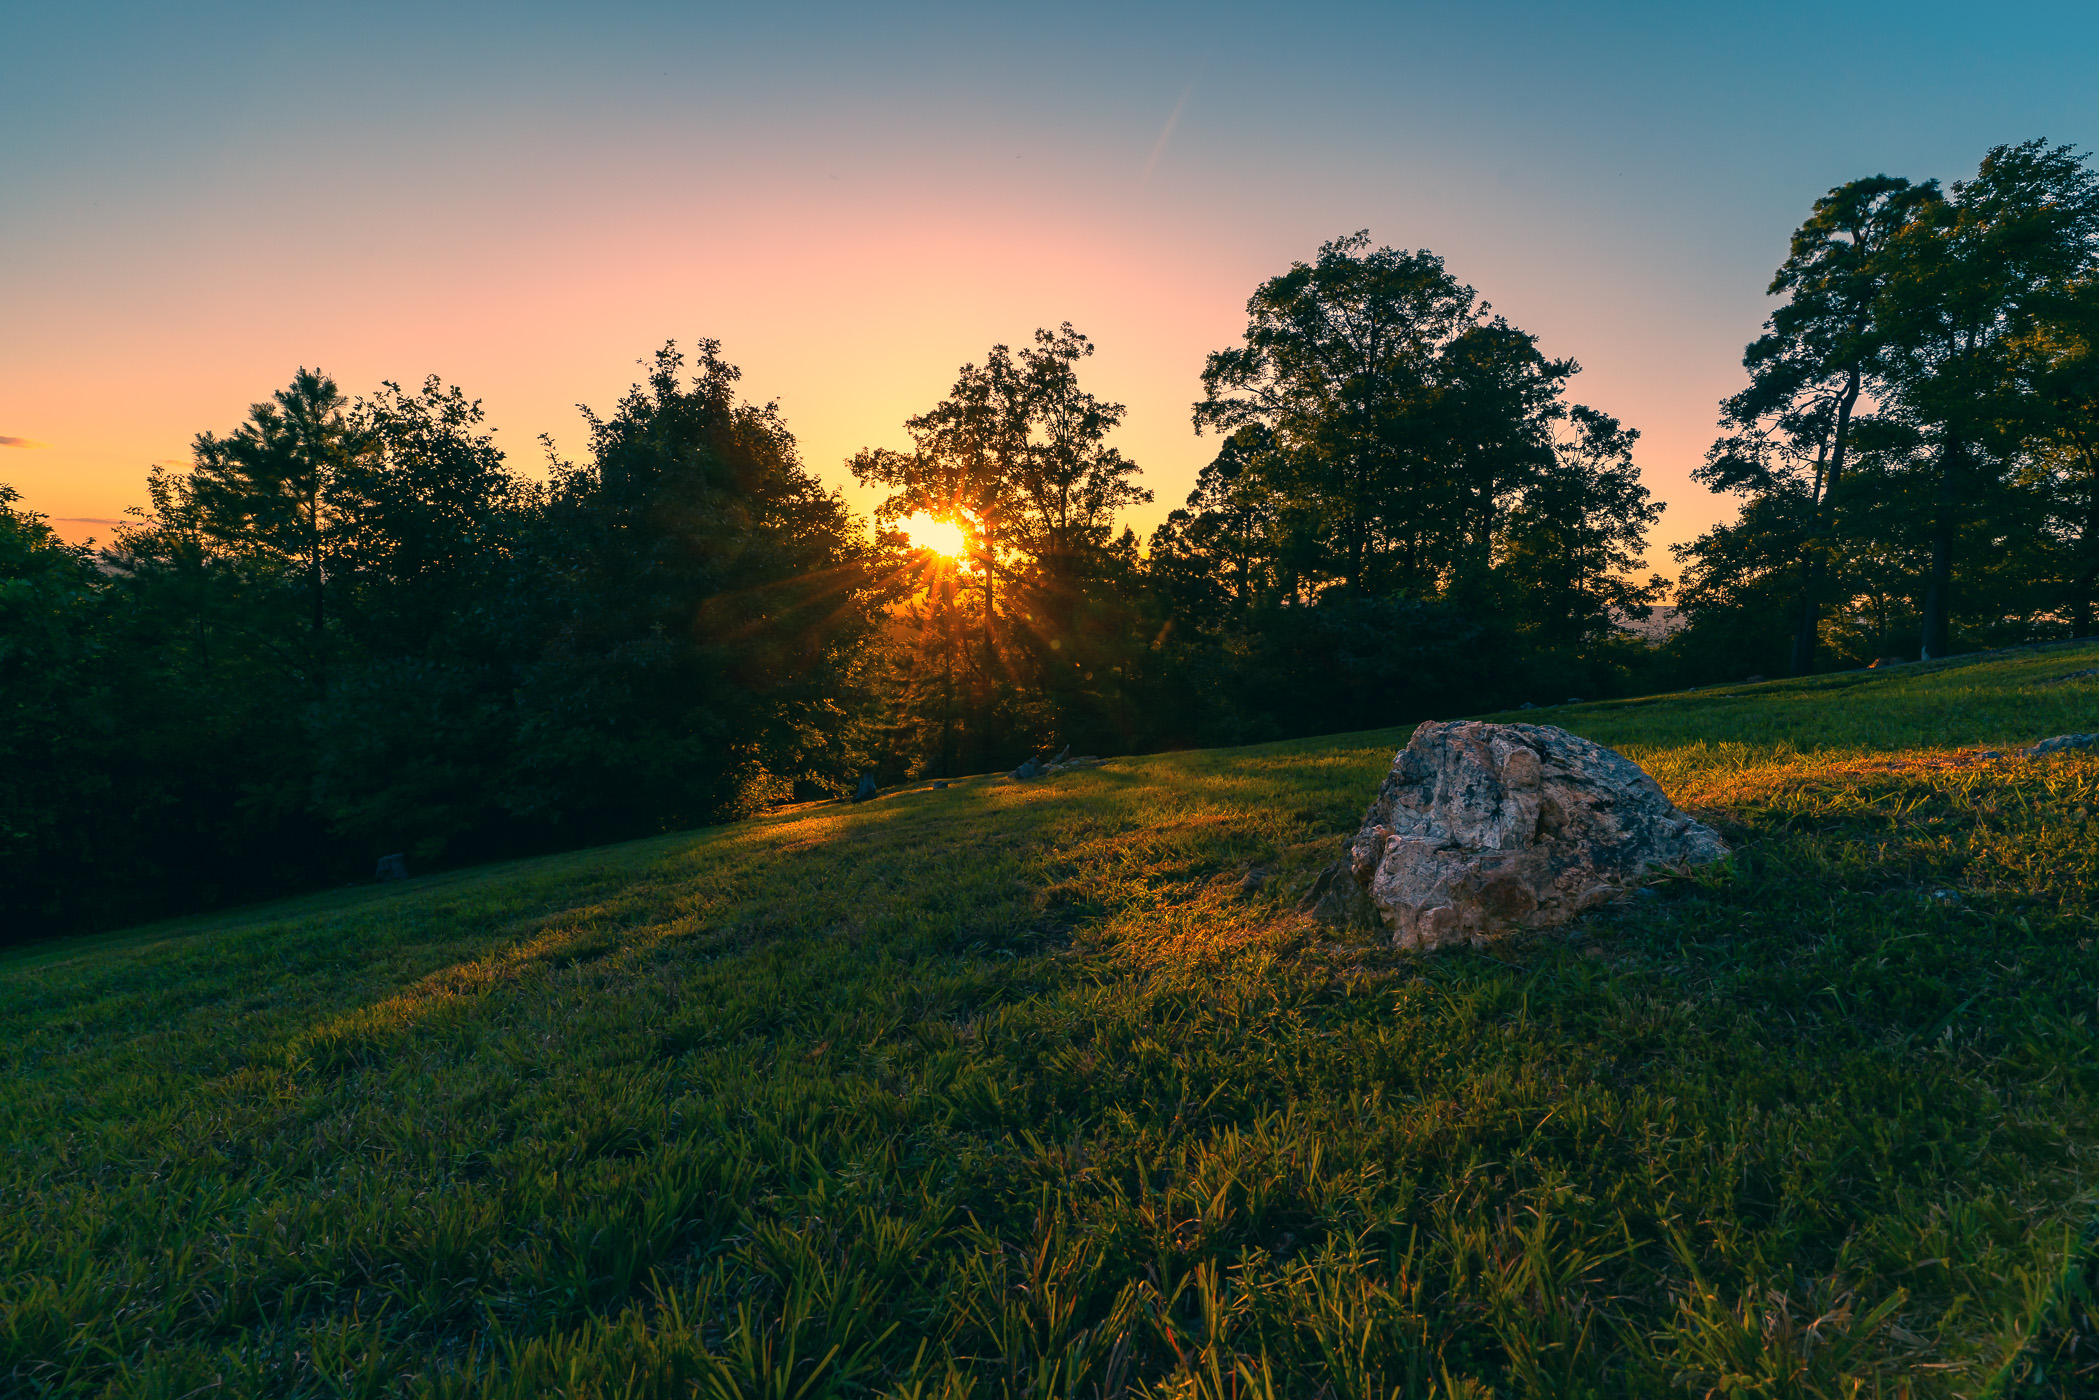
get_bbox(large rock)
[1346,720,1725,951]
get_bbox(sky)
[6,1,2097,572]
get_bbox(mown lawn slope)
[6,647,2099,1398]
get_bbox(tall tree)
[179,368,361,687]
[513,341,883,831]
[1146,425,1292,630]
[2011,276,2099,633]
[1685,143,2099,666]
[1433,317,1575,589]
[1878,140,2099,657]
[1716,175,1938,674]
[0,485,117,936]
[1193,233,1479,596]
[852,325,1148,769]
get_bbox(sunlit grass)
[4,645,2098,1395]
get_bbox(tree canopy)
[1680,140,2099,669]
[17,143,2097,942]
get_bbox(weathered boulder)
[1345,720,1726,951]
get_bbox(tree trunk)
[1788,441,1829,677]
[1789,374,1857,676]
[1919,438,1962,660]
[1788,584,1822,676]
[1920,520,1954,659]
[2075,454,2099,638]
[306,479,327,691]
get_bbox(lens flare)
[899,511,967,558]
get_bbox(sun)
[899,511,967,558]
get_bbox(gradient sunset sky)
[7,1,2096,566]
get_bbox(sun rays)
[899,510,968,559]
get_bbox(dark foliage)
[26,145,2092,944]
[1678,140,2099,670]
[3,347,882,942]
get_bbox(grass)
[5,646,2099,1398]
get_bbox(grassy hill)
[6,647,2099,1398]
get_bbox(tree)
[1683,143,2099,667]
[852,325,1150,770]
[1432,317,1575,590]
[102,372,370,874]
[1193,233,1482,595]
[2012,275,2099,633]
[1714,175,1938,674]
[1878,140,2099,657]
[0,485,117,936]
[1166,233,1668,729]
[299,378,535,860]
[179,368,361,687]
[510,341,883,832]
[1146,425,1293,630]
[1500,407,1666,646]
[334,376,530,651]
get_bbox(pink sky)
[0,150,1760,568]
[7,3,2092,577]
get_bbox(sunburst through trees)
[28,142,2099,943]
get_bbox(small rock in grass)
[1034,754,1106,776]
[1520,702,1537,710]
[2027,733,2099,757]
[1563,697,1583,705]
[1745,674,1765,683]
[1299,861,1382,930]
[1345,720,1727,952]
[933,780,949,789]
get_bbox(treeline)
[6,142,2093,940]
[855,239,1670,780]
[4,351,886,939]
[1677,139,2099,675]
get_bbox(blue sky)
[5,1,2094,561]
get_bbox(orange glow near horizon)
[11,7,2095,576]
[900,511,968,559]
[0,138,1751,579]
